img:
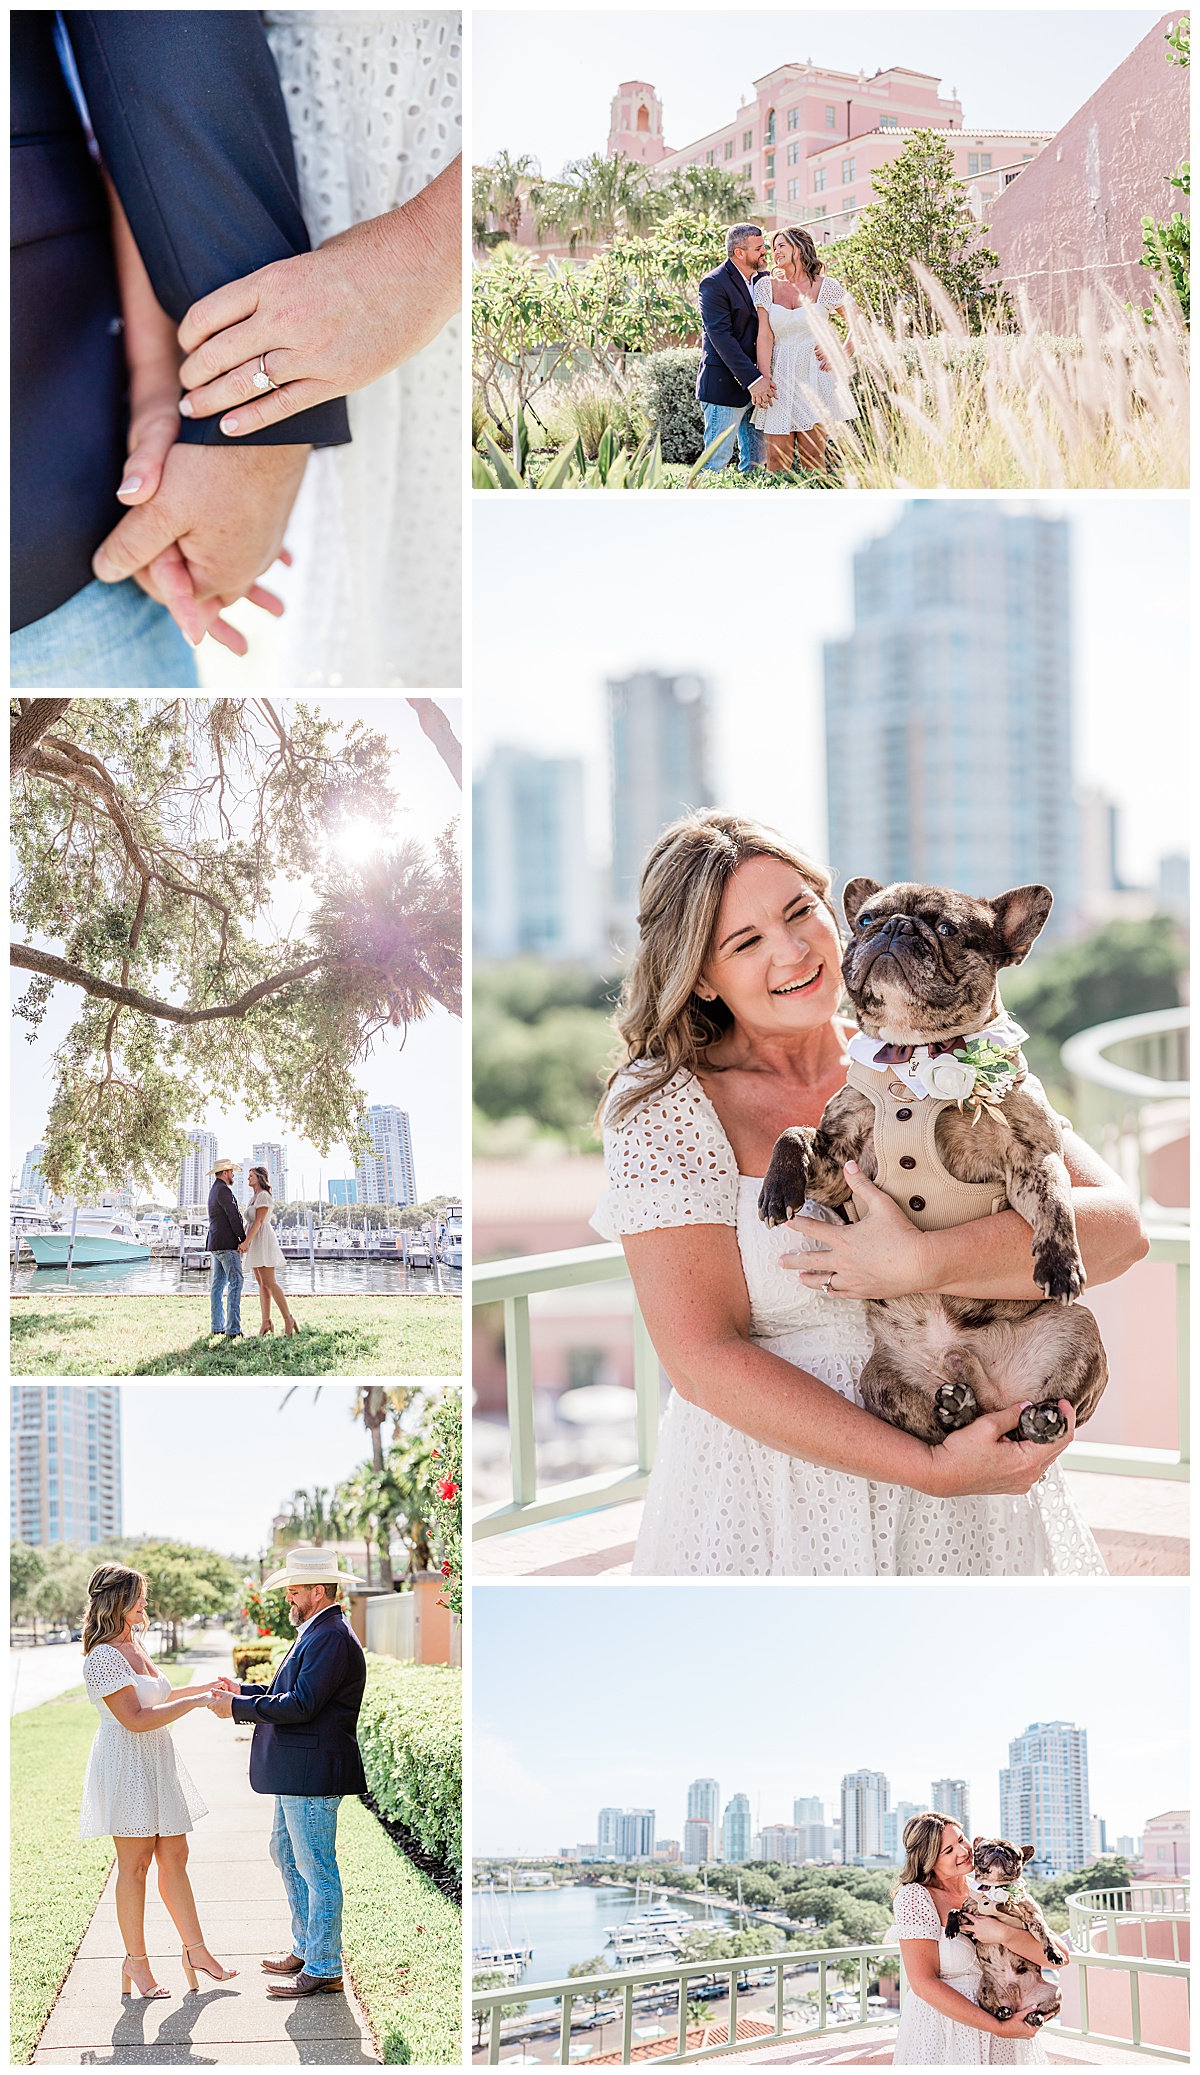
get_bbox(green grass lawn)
[9,1667,194,2063]
[339,1796,461,2065]
[9,1294,462,1376]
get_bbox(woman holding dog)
[594,811,1145,1576]
[892,1814,1064,2062]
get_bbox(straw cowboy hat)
[209,1157,236,1174]
[263,1544,364,1592]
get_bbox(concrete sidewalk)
[34,1632,379,2064]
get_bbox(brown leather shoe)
[266,1971,344,1998]
[261,1954,306,1975]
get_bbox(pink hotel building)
[606,64,1051,241]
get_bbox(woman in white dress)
[892,1813,1061,2063]
[80,1564,236,2000]
[594,811,1145,1576]
[241,1165,297,1337]
[751,226,855,475]
[176,13,462,687]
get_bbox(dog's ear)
[972,1836,984,1850]
[1021,1845,1035,1864]
[990,885,1053,965]
[843,877,883,929]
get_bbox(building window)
[706,149,715,165]
[813,167,827,192]
[765,185,775,206]
[787,140,799,165]
[814,204,826,219]
[825,105,837,127]
[968,153,978,175]
[765,151,775,177]
[787,178,799,201]
[843,156,856,182]
[981,152,992,170]
[743,128,753,151]
[845,198,856,218]
[787,107,799,132]
[880,114,898,130]
[724,139,734,161]
[765,110,775,145]
[743,163,752,183]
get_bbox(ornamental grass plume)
[825,270,1189,490]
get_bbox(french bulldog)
[947,1838,1068,2027]
[758,879,1108,1447]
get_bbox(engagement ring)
[252,353,276,392]
[822,1273,834,1294]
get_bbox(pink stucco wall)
[986,13,1191,327]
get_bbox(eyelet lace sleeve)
[894,1883,941,1938]
[592,1068,739,1240]
[83,1645,136,1700]
[818,273,847,308]
[752,275,773,309]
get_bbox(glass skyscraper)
[1000,1721,1090,1875]
[608,671,713,942]
[11,1385,122,1547]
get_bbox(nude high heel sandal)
[182,1942,239,1990]
[122,1954,170,1999]
[259,1322,274,1336]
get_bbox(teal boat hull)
[26,1235,151,1268]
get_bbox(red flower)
[436,1478,459,1503]
[431,1447,441,1459]
[257,1626,271,1636]
[441,1559,452,1577]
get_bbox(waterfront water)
[472,1884,734,2008]
[10,1257,460,1298]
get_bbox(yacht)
[26,1210,150,1267]
[436,1205,462,1268]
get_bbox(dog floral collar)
[847,1010,1028,1107]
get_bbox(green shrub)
[233,1641,277,1680]
[339,1797,461,2063]
[359,1656,462,1871]
[639,348,704,461]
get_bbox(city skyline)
[474,1586,1188,1854]
[474,500,1187,907]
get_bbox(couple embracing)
[696,221,856,476]
[79,1547,366,2003]
[206,1157,296,1341]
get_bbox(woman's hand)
[924,1400,1077,1499]
[176,157,462,436]
[993,2013,1042,2037]
[780,1164,934,1299]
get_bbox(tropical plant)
[1138,17,1190,326]
[474,150,542,247]
[657,161,755,220]
[831,129,1004,331]
[241,1578,296,1640]
[427,1389,462,1617]
[10,699,461,1196]
[535,151,660,249]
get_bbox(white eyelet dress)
[80,1646,207,1839]
[750,273,856,433]
[891,1883,1046,2065]
[263,12,462,688]
[593,1065,1105,1578]
[243,1189,286,1270]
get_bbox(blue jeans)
[11,578,199,688]
[700,401,764,473]
[272,1795,344,1979]
[210,1251,244,1334]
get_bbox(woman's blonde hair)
[248,1166,272,1194]
[773,224,824,285]
[603,810,835,1125]
[894,1810,959,1893]
[82,1563,148,1655]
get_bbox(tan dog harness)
[844,1059,1008,1233]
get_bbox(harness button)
[895,1106,912,1121]
[899,1155,916,1170]
[908,1195,926,1212]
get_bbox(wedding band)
[252,352,276,392]
[823,1274,834,1294]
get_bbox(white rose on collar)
[926,1055,978,1100]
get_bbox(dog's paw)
[1026,2012,1047,2029]
[758,1143,811,1227]
[945,1910,962,1939]
[1032,1240,1086,1304]
[994,2006,1013,2024]
[934,1380,978,1432]
[1016,1400,1068,1444]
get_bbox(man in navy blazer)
[11,11,351,685]
[205,1158,246,1340]
[211,1546,367,1997]
[695,223,776,475]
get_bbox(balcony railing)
[472,1229,1189,1539]
[1061,1007,1189,1210]
[471,1941,1190,2064]
[1069,1883,1190,1962]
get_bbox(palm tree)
[476,150,542,246]
[536,152,658,250]
[657,163,756,221]
[283,1486,330,1546]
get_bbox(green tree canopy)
[10,1542,46,1616]
[833,129,1002,331]
[11,698,460,1197]
[1002,916,1184,1048]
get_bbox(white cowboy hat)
[209,1158,236,1174]
[262,1544,364,1592]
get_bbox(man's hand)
[207,1689,234,1719]
[748,376,776,408]
[92,442,309,607]
[212,1675,241,1694]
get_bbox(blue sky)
[473,1582,1189,1852]
[10,698,462,1203]
[473,497,1190,887]
[473,10,1162,170]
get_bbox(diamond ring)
[252,353,276,393]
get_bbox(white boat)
[473,1942,534,1985]
[436,1205,462,1268]
[26,1210,150,1267]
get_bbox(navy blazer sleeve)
[230,1625,347,1729]
[66,11,350,450]
[697,273,763,393]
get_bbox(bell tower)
[607,81,667,165]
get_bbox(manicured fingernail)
[178,397,194,417]
[117,476,142,496]
[221,416,239,434]
[845,1160,859,1175]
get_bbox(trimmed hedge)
[638,348,704,462]
[339,1796,461,2063]
[233,1640,278,1680]
[360,1655,462,1872]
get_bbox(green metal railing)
[472,1230,1189,1538]
[1061,1007,1189,1208]
[471,1941,1190,2064]
[1069,1883,1190,1962]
